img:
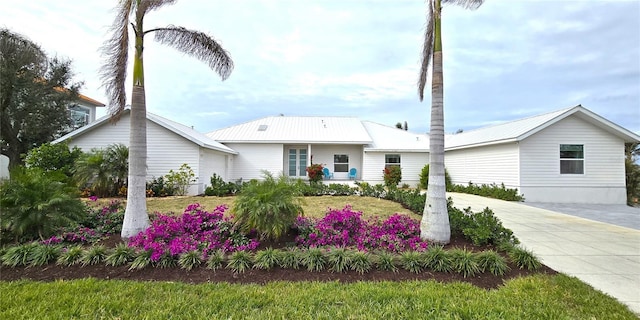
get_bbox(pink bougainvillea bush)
[295,205,428,252]
[127,204,258,262]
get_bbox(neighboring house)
[54,105,639,204]
[53,109,237,195]
[67,93,106,130]
[444,105,640,204]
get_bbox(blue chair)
[348,168,357,180]
[322,167,334,180]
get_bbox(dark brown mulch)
[0,234,556,290]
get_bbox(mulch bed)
[0,234,556,290]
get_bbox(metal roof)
[206,116,373,144]
[445,105,640,150]
[362,121,429,152]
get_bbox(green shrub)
[57,245,84,266]
[424,245,453,273]
[278,247,302,270]
[509,246,542,271]
[327,247,352,273]
[105,243,135,267]
[129,250,152,270]
[449,248,480,278]
[29,244,61,266]
[81,245,107,266]
[383,166,402,188]
[0,167,86,243]
[301,248,327,272]
[146,176,176,197]
[1,242,38,267]
[232,171,304,240]
[419,164,452,190]
[178,250,203,270]
[24,142,82,178]
[73,144,128,197]
[205,250,226,270]
[374,251,398,272]
[400,251,424,273]
[227,251,253,273]
[306,163,324,183]
[204,173,238,196]
[164,163,196,196]
[350,251,372,274]
[475,250,510,276]
[253,248,280,270]
[449,182,524,201]
[156,254,177,269]
[448,205,518,246]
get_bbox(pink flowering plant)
[295,205,428,252]
[128,204,258,262]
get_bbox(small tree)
[165,163,196,196]
[24,142,82,177]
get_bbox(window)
[560,144,584,174]
[69,105,90,129]
[334,154,349,172]
[385,154,401,169]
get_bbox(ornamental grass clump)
[326,247,353,273]
[350,251,373,274]
[1,242,38,267]
[374,251,398,272]
[227,251,253,273]
[278,247,303,270]
[81,245,107,266]
[178,250,203,270]
[205,250,226,270]
[475,250,509,276]
[509,246,542,271]
[128,204,258,262]
[295,207,428,253]
[449,248,480,278]
[253,248,280,270]
[57,245,84,266]
[105,243,136,267]
[232,172,304,241]
[29,244,61,266]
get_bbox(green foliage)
[306,163,324,183]
[105,243,135,267]
[374,251,398,272]
[204,173,240,196]
[448,204,518,246]
[24,142,82,178]
[129,250,152,270]
[29,244,61,266]
[509,246,542,271]
[227,251,253,273]
[56,245,83,266]
[81,245,107,266]
[146,176,176,197]
[0,167,86,243]
[424,245,453,273]
[350,251,372,274]
[164,163,196,196]
[178,250,203,270]
[301,248,327,272]
[449,182,524,202]
[1,242,38,267]
[419,164,452,190]
[156,254,177,269]
[0,28,83,169]
[326,247,353,273]
[449,248,480,278]
[383,166,402,188]
[400,251,424,273]
[475,250,510,276]
[278,247,302,270]
[253,247,280,270]
[205,250,225,270]
[232,171,304,240]
[625,143,640,205]
[73,144,129,197]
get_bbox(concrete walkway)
[447,193,640,315]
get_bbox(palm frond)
[151,26,234,80]
[442,0,484,10]
[418,1,434,102]
[100,0,133,119]
[139,0,177,14]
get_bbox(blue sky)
[2,0,639,135]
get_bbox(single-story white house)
[54,104,639,204]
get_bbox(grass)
[1,275,636,319]
[93,195,413,219]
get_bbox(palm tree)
[100,0,234,238]
[418,0,483,244]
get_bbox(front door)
[288,148,308,178]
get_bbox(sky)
[1,0,639,135]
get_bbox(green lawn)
[1,275,636,319]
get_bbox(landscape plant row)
[1,241,541,277]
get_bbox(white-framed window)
[560,144,584,174]
[69,105,91,129]
[334,154,349,173]
[385,154,401,169]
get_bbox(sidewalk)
[447,193,640,314]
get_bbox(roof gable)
[362,121,429,152]
[206,116,373,144]
[445,105,640,150]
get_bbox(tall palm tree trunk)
[121,30,150,239]
[421,0,450,244]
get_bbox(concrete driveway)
[523,202,640,230]
[447,193,640,315]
